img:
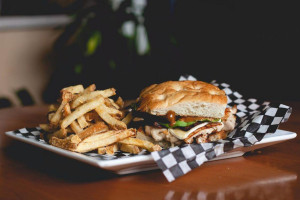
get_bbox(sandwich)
[131,80,237,147]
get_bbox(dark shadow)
[3,140,121,183]
[0,97,12,109]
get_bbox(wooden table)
[0,103,299,200]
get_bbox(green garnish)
[200,118,221,123]
[130,102,138,111]
[159,121,196,128]
[159,118,221,129]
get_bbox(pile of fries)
[40,84,161,155]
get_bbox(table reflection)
[163,158,297,200]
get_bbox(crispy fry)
[71,88,116,109]
[105,98,120,110]
[83,84,96,93]
[119,137,162,152]
[98,147,106,154]
[47,112,55,122]
[102,104,123,118]
[77,121,108,139]
[50,134,81,151]
[105,143,119,155]
[66,127,74,134]
[95,105,126,130]
[61,85,84,94]
[49,104,57,112]
[55,128,67,139]
[82,130,118,142]
[61,96,105,129]
[84,111,103,122]
[75,129,136,153]
[77,115,89,129]
[119,144,141,154]
[115,97,124,109]
[61,91,73,102]
[50,92,73,127]
[122,113,133,125]
[49,102,66,127]
[44,128,68,141]
[39,124,51,132]
[63,103,83,134]
[84,112,100,122]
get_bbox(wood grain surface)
[0,103,299,200]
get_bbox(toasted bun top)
[137,81,227,118]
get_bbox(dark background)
[141,0,299,102]
[2,0,299,102]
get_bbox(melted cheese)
[168,122,208,140]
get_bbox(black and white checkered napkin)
[151,75,292,182]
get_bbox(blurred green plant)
[43,0,180,102]
[85,31,102,56]
[54,0,150,72]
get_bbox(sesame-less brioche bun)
[136,81,227,118]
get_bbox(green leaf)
[130,103,138,111]
[159,120,196,128]
[174,120,196,127]
[85,31,102,56]
[159,118,221,128]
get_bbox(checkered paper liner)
[6,127,150,160]
[151,75,292,182]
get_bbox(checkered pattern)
[5,127,150,160]
[151,75,292,182]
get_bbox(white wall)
[0,15,71,106]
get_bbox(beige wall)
[0,28,62,106]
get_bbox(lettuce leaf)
[159,118,220,128]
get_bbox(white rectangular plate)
[5,129,296,174]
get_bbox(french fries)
[95,105,126,130]
[120,144,141,154]
[64,103,82,134]
[39,124,51,132]
[61,85,84,94]
[61,96,105,129]
[75,129,136,153]
[115,97,124,109]
[119,137,162,152]
[71,88,116,109]
[122,113,133,125]
[98,147,106,155]
[40,84,162,156]
[105,143,119,155]
[50,135,81,150]
[50,101,67,126]
[106,98,120,110]
[49,104,57,112]
[101,104,123,118]
[77,115,89,129]
[84,112,100,122]
[77,121,108,139]
[83,84,96,93]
